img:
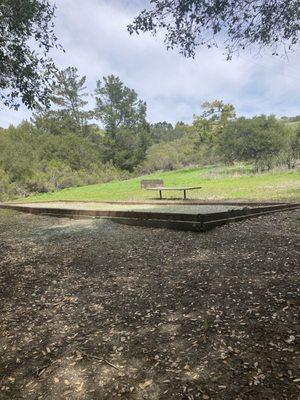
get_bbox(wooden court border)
[1,201,299,232]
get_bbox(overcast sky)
[1,0,300,128]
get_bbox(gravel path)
[0,209,299,400]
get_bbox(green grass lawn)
[286,120,300,131]
[19,164,300,203]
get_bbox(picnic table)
[141,179,202,200]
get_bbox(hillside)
[21,165,300,203]
[286,120,300,131]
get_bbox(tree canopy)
[94,75,148,137]
[94,75,150,170]
[128,0,300,58]
[218,115,288,169]
[0,0,60,109]
[35,67,90,135]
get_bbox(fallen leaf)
[285,335,295,344]
[139,379,153,390]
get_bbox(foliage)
[94,74,150,171]
[218,115,288,170]
[149,121,190,143]
[34,67,91,135]
[128,0,300,58]
[94,75,148,136]
[150,121,174,143]
[0,64,299,202]
[142,141,181,172]
[0,0,61,109]
[281,115,300,123]
[142,107,298,175]
[184,100,236,165]
[193,100,236,143]
[0,122,128,198]
[0,168,15,201]
[279,127,300,169]
[141,130,200,173]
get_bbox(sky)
[1,0,300,128]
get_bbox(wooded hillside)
[1,68,299,201]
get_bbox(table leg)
[183,189,186,200]
[159,190,162,199]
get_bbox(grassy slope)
[286,120,300,131]
[22,165,300,203]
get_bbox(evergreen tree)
[94,75,150,170]
[34,67,91,135]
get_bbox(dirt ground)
[0,209,299,400]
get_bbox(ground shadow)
[0,210,299,399]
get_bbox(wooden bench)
[141,179,202,200]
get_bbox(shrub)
[218,115,287,171]
[0,169,16,201]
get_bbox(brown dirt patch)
[0,210,299,399]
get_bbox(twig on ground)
[76,348,122,371]
[36,359,58,377]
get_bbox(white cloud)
[1,0,299,128]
